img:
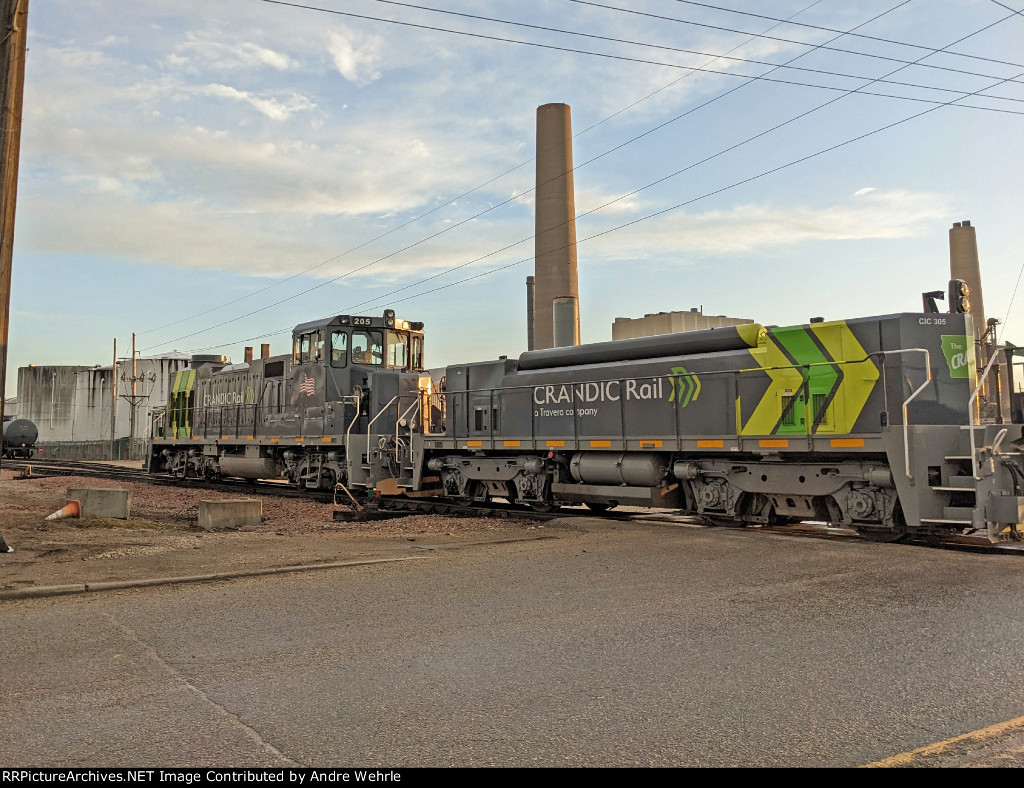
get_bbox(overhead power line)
[570,0,1024,85]
[141,0,828,345]
[139,1,920,352]
[355,67,1024,322]
[988,0,1024,17]
[259,0,1024,97]
[661,0,1024,69]
[173,6,1021,354]
[350,0,1024,99]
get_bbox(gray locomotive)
[148,305,1024,543]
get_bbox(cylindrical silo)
[552,296,579,348]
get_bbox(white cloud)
[326,29,382,84]
[194,84,316,120]
[172,35,297,71]
[582,190,949,260]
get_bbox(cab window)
[294,334,311,364]
[387,331,409,370]
[293,331,324,364]
[331,330,348,368]
[411,335,424,371]
[351,330,383,365]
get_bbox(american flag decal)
[299,375,315,397]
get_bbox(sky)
[5,0,1023,387]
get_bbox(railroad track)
[2,459,338,502]
[5,459,1023,551]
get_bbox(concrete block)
[67,487,131,519]
[198,499,262,531]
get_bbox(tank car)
[2,418,38,459]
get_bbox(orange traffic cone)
[45,500,81,521]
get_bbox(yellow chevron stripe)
[810,322,879,434]
[739,343,804,436]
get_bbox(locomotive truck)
[148,301,1024,543]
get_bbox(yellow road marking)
[860,715,1024,767]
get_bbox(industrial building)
[16,353,189,459]
[612,309,754,341]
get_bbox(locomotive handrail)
[969,347,1008,479]
[396,398,420,443]
[853,348,931,482]
[366,396,399,452]
[898,349,932,483]
[344,393,361,441]
[150,410,166,439]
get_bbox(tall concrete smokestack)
[949,220,986,344]
[534,103,579,350]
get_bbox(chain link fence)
[35,438,147,464]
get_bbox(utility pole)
[110,338,117,460]
[0,0,28,555]
[130,333,136,455]
[119,333,148,463]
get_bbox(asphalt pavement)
[2,518,1023,767]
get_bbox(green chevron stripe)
[770,327,838,435]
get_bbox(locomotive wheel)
[853,526,908,543]
[529,501,557,513]
[853,501,908,543]
[452,481,488,507]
